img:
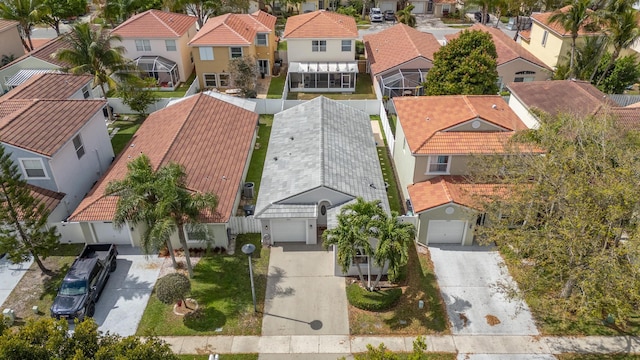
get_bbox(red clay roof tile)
[283,10,357,38]
[189,11,276,46]
[111,10,197,38]
[408,176,505,213]
[1,73,92,100]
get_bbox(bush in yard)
[156,273,191,305]
[346,283,402,311]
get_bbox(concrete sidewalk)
[160,334,640,355]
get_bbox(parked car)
[474,11,490,23]
[50,244,118,322]
[384,10,396,21]
[370,8,383,22]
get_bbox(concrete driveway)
[89,246,163,336]
[0,256,33,307]
[262,244,349,336]
[429,245,538,336]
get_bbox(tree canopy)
[424,30,499,95]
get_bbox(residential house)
[519,6,600,69]
[410,0,456,16]
[283,10,358,92]
[2,73,96,100]
[254,96,389,276]
[0,36,71,93]
[68,92,258,248]
[364,23,440,98]
[392,95,528,245]
[111,10,198,89]
[0,20,25,64]
[189,11,277,90]
[507,80,619,128]
[445,24,551,90]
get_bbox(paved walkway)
[160,334,640,355]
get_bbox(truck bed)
[79,244,115,262]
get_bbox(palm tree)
[397,4,416,27]
[548,0,593,79]
[596,7,640,85]
[322,197,385,289]
[0,0,46,52]
[53,22,132,121]
[370,212,416,290]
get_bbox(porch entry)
[258,59,270,76]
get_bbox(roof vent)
[369,183,377,189]
[273,156,278,161]
[492,104,497,109]
[290,136,294,140]
[425,117,430,121]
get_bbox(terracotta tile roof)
[508,80,618,118]
[596,107,640,131]
[189,11,276,46]
[111,10,196,38]
[531,6,599,37]
[445,24,549,69]
[69,93,258,223]
[393,95,527,154]
[519,29,531,41]
[419,132,515,154]
[283,10,357,39]
[1,36,72,70]
[0,99,106,156]
[28,185,65,214]
[1,73,92,100]
[408,176,505,213]
[364,24,440,75]
[0,19,18,32]
[29,38,53,51]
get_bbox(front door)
[319,0,324,9]
[341,73,351,88]
[258,59,269,76]
[427,0,433,13]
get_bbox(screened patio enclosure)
[133,56,179,89]
[288,62,357,92]
[379,69,428,98]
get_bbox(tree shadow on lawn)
[41,263,70,300]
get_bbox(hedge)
[346,283,402,311]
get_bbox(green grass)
[150,73,197,98]
[177,355,258,360]
[388,114,397,137]
[347,283,402,311]
[109,117,144,156]
[267,75,286,99]
[277,40,287,50]
[288,73,376,100]
[136,234,269,336]
[245,116,273,203]
[500,16,510,23]
[558,356,640,360]
[372,116,402,214]
[353,353,455,360]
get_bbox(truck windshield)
[59,280,87,296]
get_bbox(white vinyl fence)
[379,103,395,151]
[228,216,262,235]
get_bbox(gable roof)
[29,185,65,213]
[393,95,527,154]
[283,10,357,39]
[0,99,106,156]
[445,24,549,70]
[408,176,503,213]
[69,92,258,223]
[531,6,599,37]
[0,19,18,33]
[508,80,618,118]
[364,23,440,75]
[2,73,92,100]
[189,11,276,46]
[0,36,71,70]
[255,96,389,217]
[111,10,196,38]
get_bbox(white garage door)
[427,220,465,244]
[380,1,396,11]
[302,2,315,12]
[412,2,425,13]
[92,222,131,245]
[271,220,306,243]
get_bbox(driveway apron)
[262,244,349,336]
[429,245,539,336]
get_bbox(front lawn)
[136,234,269,336]
[109,117,143,155]
[348,244,449,335]
[177,355,258,360]
[267,75,286,99]
[245,115,273,203]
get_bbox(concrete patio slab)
[0,257,33,307]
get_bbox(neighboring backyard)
[149,73,197,98]
[108,116,144,155]
[287,73,376,100]
[136,234,269,336]
[245,115,273,203]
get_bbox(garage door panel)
[93,222,131,245]
[411,2,425,13]
[272,220,306,243]
[380,1,396,11]
[427,220,465,244]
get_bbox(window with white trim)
[312,40,326,52]
[73,135,85,159]
[341,40,351,52]
[81,85,90,99]
[165,39,176,51]
[20,158,48,179]
[514,70,536,82]
[135,39,151,51]
[199,47,214,60]
[219,73,230,87]
[203,74,217,87]
[230,47,243,58]
[256,33,268,46]
[186,227,207,242]
[352,248,369,265]
[427,155,450,174]
[541,30,548,47]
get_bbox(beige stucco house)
[0,20,24,64]
[111,10,198,88]
[189,11,277,90]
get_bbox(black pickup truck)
[50,244,118,322]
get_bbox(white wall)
[507,94,539,129]
[286,38,356,62]
[391,119,415,200]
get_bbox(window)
[20,158,48,179]
[514,70,536,82]
[165,39,176,51]
[186,227,207,242]
[203,74,217,87]
[256,33,268,46]
[219,73,230,87]
[442,4,451,12]
[427,155,450,174]
[199,47,214,60]
[312,40,326,52]
[73,135,85,159]
[81,85,90,99]
[341,40,351,52]
[541,30,548,47]
[135,39,151,51]
[352,248,368,265]
[230,47,243,58]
